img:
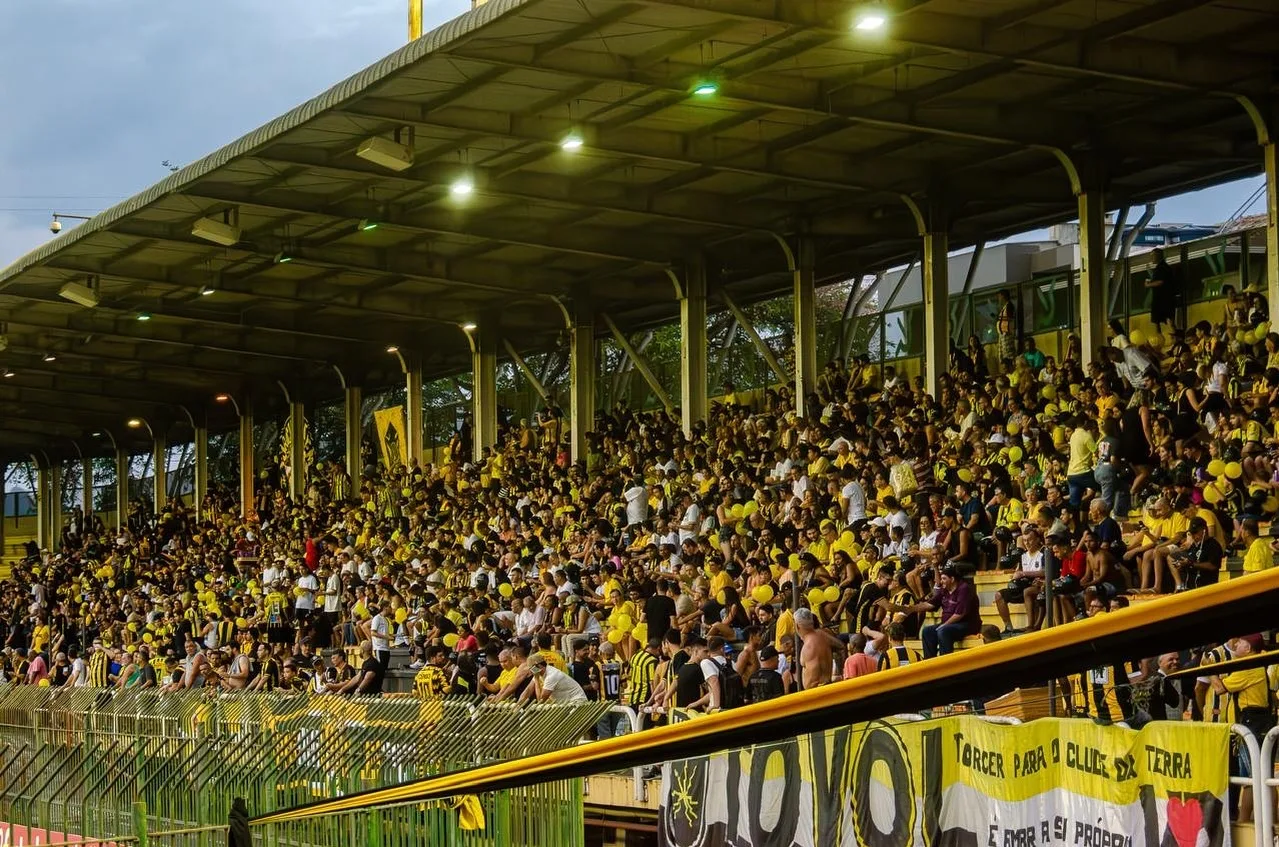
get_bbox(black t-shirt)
[358,657,384,695]
[1187,537,1225,589]
[644,594,676,640]
[674,661,705,708]
[854,582,887,632]
[570,659,599,700]
[748,668,785,704]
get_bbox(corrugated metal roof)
[0,0,533,284]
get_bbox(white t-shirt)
[295,573,318,611]
[624,486,649,526]
[539,665,588,703]
[679,503,701,542]
[842,480,867,523]
[324,573,342,614]
[1020,548,1045,576]
[369,614,391,652]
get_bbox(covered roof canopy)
[1,0,1275,459]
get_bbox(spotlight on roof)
[136,311,152,321]
[356,136,414,172]
[358,219,380,232]
[853,4,888,30]
[191,216,241,247]
[215,393,231,403]
[560,132,584,151]
[58,280,100,309]
[385,345,400,354]
[42,352,56,362]
[450,177,474,197]
[127,418,143,428]
[273,251,293,264]
[199,285,216,297]
[1,369,13,379]
[691,80,719,96]
[461,322,478,332]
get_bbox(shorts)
[1052,575,1080,594]
[999,577,1041,604]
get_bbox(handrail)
[1256,723,1279,846]
[1230,723,1266,847]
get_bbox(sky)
[0,0,1267,267]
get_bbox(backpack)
[716,657,746,709]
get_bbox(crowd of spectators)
[3,284,1278,807]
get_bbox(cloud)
[0,0,470,267]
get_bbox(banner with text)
[658,716,1229,847]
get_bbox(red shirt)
[1060,549,1087,579]
[843,652,877,679]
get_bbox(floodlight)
[58,281,99,308]
[191,216,241,246]
[356,136,414,172]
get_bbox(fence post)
[133,800,149,847]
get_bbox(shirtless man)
[1080,529,1121,612]
[794,609,841,689]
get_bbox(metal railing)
[0,686,611,847]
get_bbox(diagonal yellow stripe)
[252,568,1279,824]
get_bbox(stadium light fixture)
[199,285,216,297]
[356,136,414,172]
[560,132,584,151]
[136,311,152,321]
[461,321,478,332]
[58,280,100,308]
[191,216,241,247]
[385,345,399,354]
[215,393,231,403]
[853,4,888,30]
[691,80,719,97]
[274,251,293,264]
[42,352,56,362]
[1,369,13,378]
[450,177,474,197]
[127,418,143,428]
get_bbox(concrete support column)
[471,325,499,462]
[115,450,129,530]
[193,425,208,520]
[922,231,950,397]
[1265,142,1279,324]
[1078,188,1109,367]
[239,403,255,518]
[569,310,595,463]
[344,386,363,480]
[793,237,818,418]
[152,438,167,513]
[82,459,94,518]
[680,255,708,435]
[287,401,306,500]
[405,367,424,470]
[48,462,61,546]
[0,463,6,559]
[36,465,52,550]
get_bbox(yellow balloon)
[1226,462,1243,480]
[1245,331,1258,345]
[807,587,825,608]
[788,554,801,569]
[769,564,782,580]
[127,622,137,633]
[443,633,460,648]
[823,585,840,603]
[1148,333,1165,350]
[142,633,154,644]
[1257,321,1272,337]
[752,584,775,604]
[37,679,50,688]
[1207,460,1226,477]
[1202,485,1222,504]
[731,504,744,519]
[742,500,759,517]
[1005,423,1020,436]
[498,583,513,598]
[293,587,306,598]
[236,617,248,629]
[194,580,204,591]
[615,614,633,631]
[632,623,648,643]
[957,468,974,483]
[1007,446,1023,463]
[1129,329,1146,346]
[1040,385,1057,401]
[1265,496,1279,513]
[607,629,625,645]
[395,608,408,624]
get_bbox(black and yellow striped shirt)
[1199,645,1231,723]
[1067,664,1133,724]
[877,645,922,671]
[88,651,110,688]
[626,651,658,707]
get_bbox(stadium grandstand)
[3,0,1279,845]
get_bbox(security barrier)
[0,686,611,847]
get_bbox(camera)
[49,219,63,234]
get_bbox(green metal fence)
[0,687,611,847]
